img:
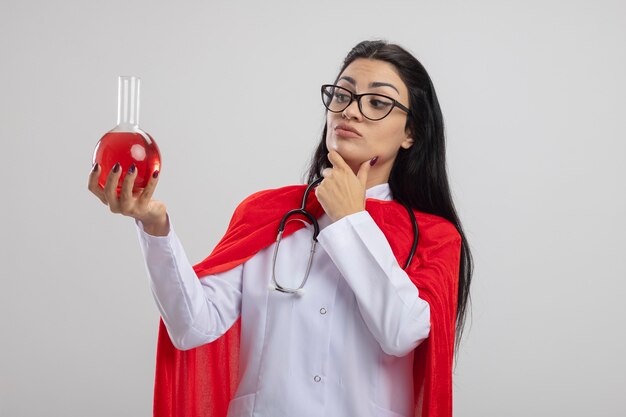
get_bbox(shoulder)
[221,184,306,231]
[411,211,462,259]
[368,200,461,250]
[413,210,461,244]
[373,200,460,238]
[382,200,461,244]
[229,184,307,222]
[234,184,306,211]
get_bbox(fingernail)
[91,162,98,172]
[152,170,160,178]
[369,156,379,166]
[112,163,120,173]
[128,163,136,174]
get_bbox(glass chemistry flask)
[92,76,161,196]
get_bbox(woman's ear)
[401,135,414,150]
[401,125,414,149]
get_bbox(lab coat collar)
[365,182,392,201]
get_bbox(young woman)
[88,40,473,417]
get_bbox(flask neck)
[116,76,140,128]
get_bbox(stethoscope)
[270,177,419,295]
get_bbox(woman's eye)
[334,93,350,103]
[369,97,393,109]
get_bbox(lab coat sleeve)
[317,210,430,357]
[135,215,243,351]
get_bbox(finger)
[314,180,326,201]
[87,163,108,205]
[321,167,333,178]
[327,150,350,171]
[138,168,160,206]
[119,164,138,213]
[103,162,122,212]
[356,156,376,187]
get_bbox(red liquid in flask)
[92,131,161,195]
[93,76,161,196]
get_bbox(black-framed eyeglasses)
[321,84,410,121]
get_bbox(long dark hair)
[305,40,473,352]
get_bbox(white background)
[1,0,625,416]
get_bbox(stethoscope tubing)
[271,177,418,294]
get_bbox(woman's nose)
[341,99,363,121]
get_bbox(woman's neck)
[346,159,392,190]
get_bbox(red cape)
[153,185,461,417]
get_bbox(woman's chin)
[327,141,369,166]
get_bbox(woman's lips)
[334,124,362,138]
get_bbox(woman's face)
[325,58,414,177]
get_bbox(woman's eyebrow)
[338,76,400,94]
[370,81,399,94]
[338,76,357,86]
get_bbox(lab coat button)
[314,375,322,382]
[319,307,327,315]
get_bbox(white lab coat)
[136,183,430,417]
